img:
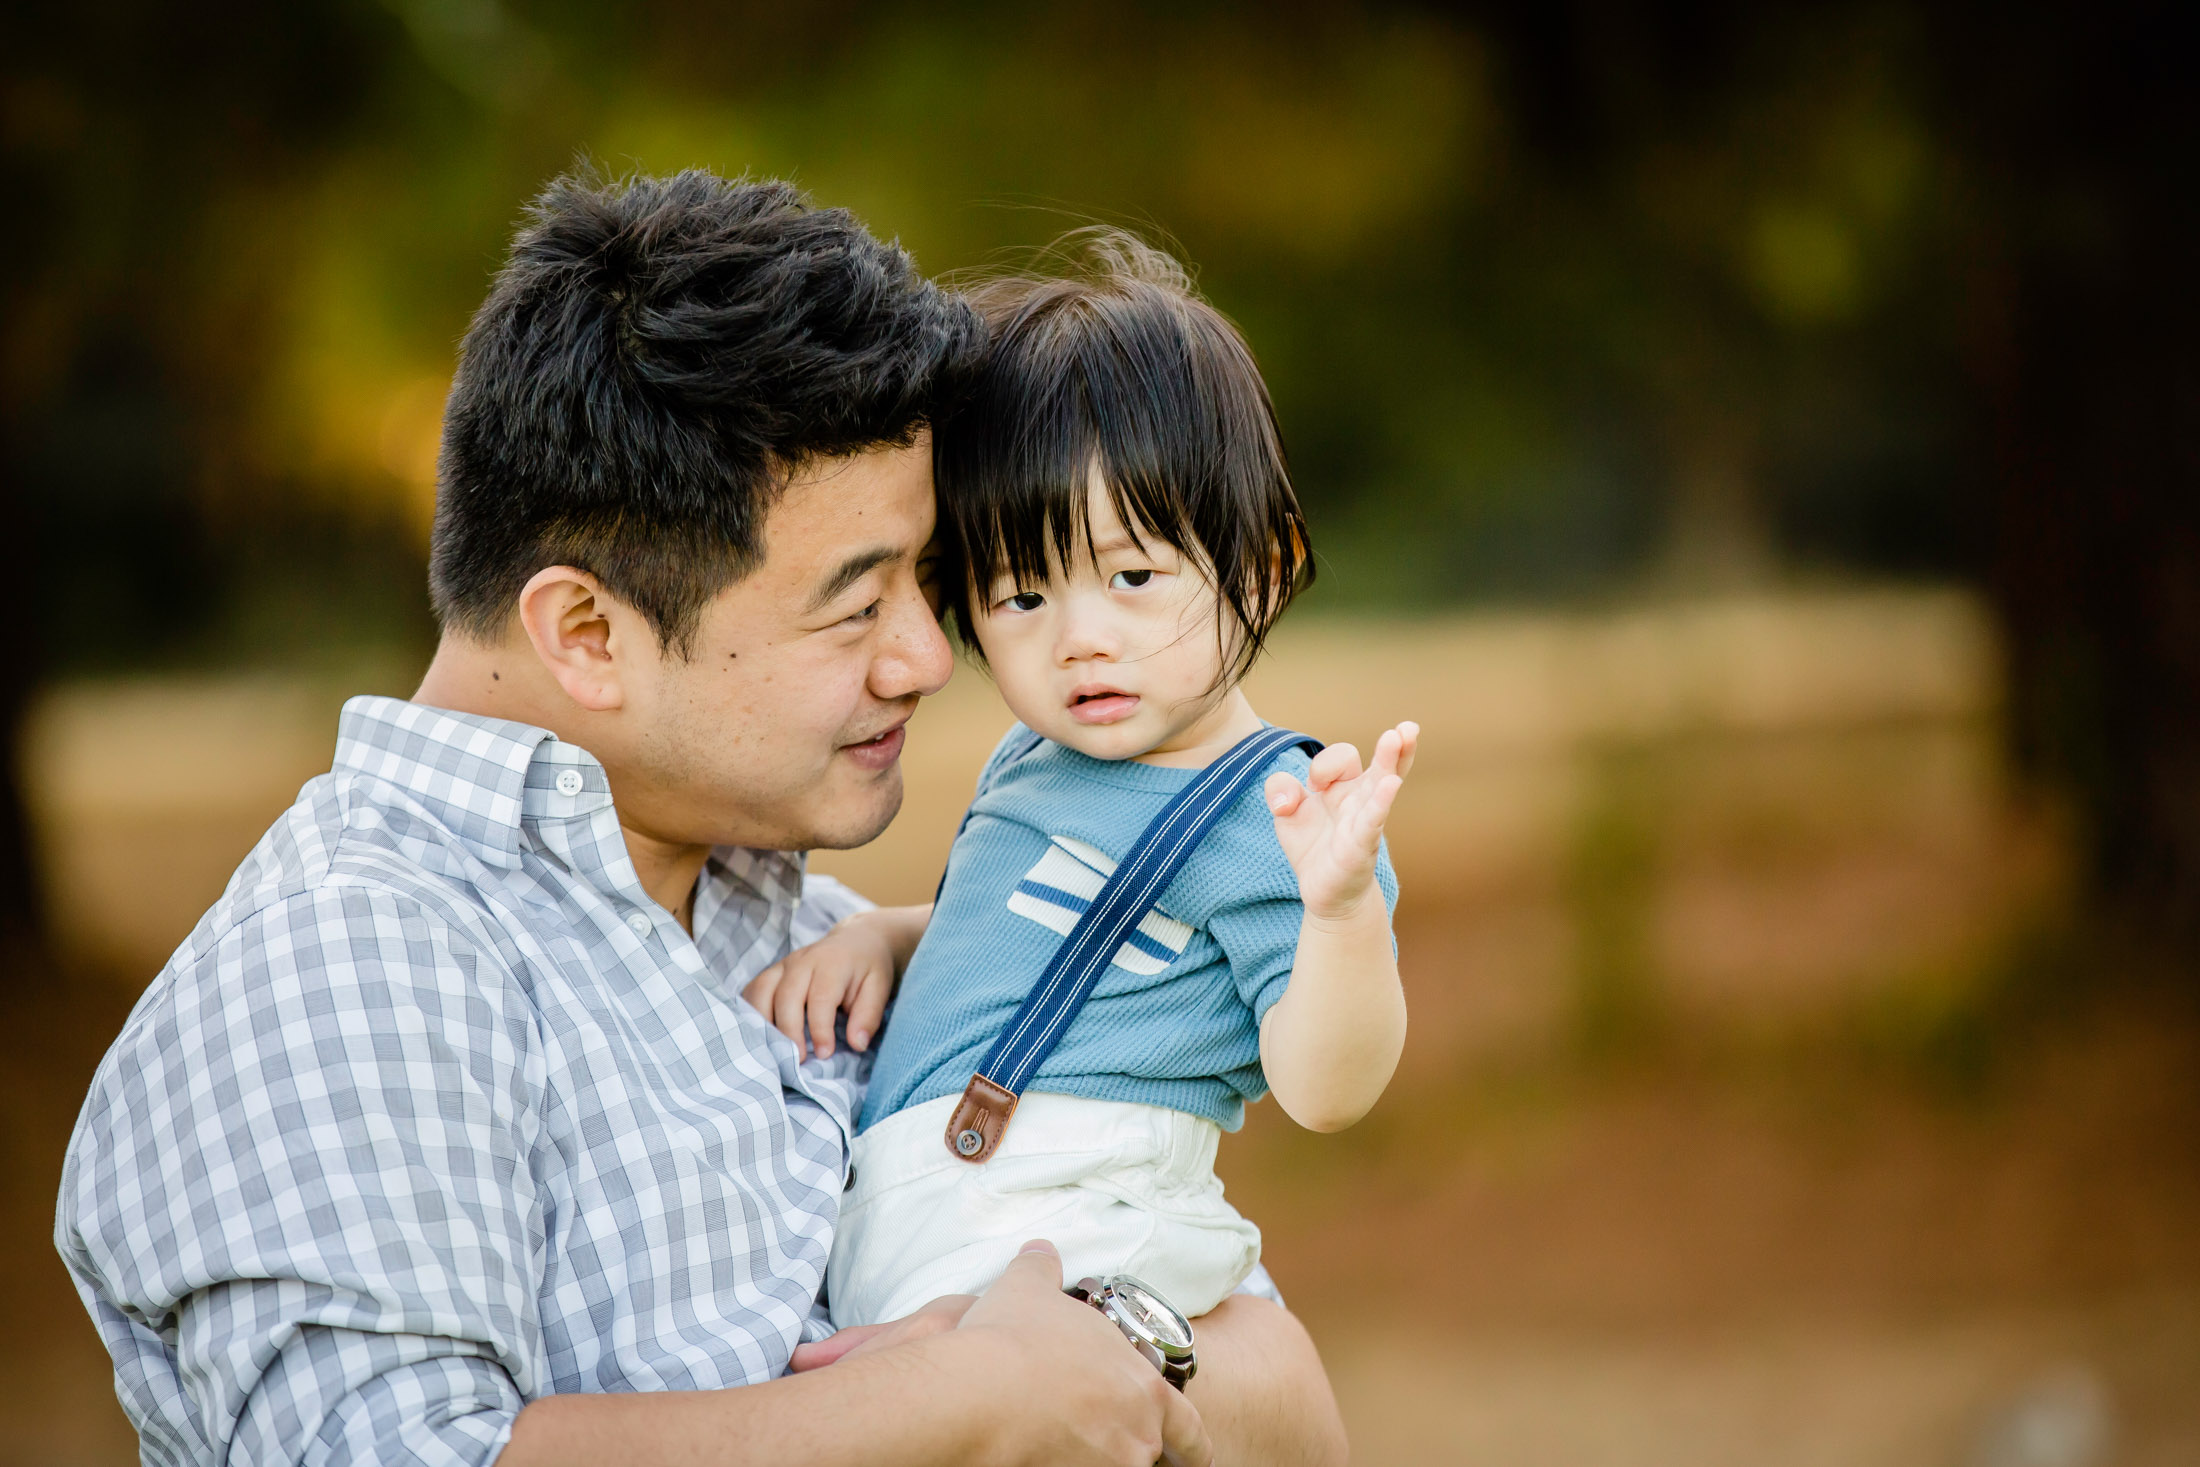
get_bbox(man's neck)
[618,821,713,931]
[414,631,712,932]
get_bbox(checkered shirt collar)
[331,695,804,912]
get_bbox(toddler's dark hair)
[934,230,1311,683]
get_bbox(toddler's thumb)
[1265,771,1304,816]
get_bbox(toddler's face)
[970,474,1239,762]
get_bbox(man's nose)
[873,588,955,702]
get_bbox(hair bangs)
[937,231,1312,683]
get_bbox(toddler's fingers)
[807,971,843,1059]
[1309,741,1362,791]
[742,961,782,1013]
[1371,728,1402,781]
[847,967,893,1052]
[1264,771,1306,817]
[1354,772,1405,840]
[772,968,814,1054]
[1395,721,1420,779]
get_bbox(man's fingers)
[1158,1376,1215,1467]
[807,1293,977,1370]
[1264,771,1306,818]
[1308,742,1362,791]
[981,1238,1065,1304]
[847,969,892,1052]
[789,1323,885,1372]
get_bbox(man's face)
[614,437,953,853]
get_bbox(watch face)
[1111,1277,1193,1351]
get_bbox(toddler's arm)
[1258,723,1416,1132]
[744,903,931,1058]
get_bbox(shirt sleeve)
[57,884,547,1466]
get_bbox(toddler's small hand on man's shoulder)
[743,912,900,1059]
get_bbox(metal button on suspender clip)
[943,1073,1019,1163]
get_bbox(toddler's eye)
[1110,569,1154,590]
[1006,591,1046,612]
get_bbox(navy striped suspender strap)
[944,725,1321,1163]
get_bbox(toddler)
[744,232,1415,1328]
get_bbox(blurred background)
[2,2,2194,1463]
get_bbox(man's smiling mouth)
[841,721,908,769]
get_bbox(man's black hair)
[430,167,983,655]
[935,229,1312,683]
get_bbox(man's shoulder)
[178,765,522,969]
[115,782,536,1102]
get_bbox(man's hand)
[957,1241,1213,1467]
[788,1293,975,1371]
[506,1247,1357,1467]
[781,1241,1211,1466]
[744,904,929,1058]
[1265,722,1417,920]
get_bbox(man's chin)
[796,770,906,853]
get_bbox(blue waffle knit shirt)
[859,724,1399,1133]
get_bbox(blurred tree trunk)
[0,481,43,971]
[1944,4,2200,948]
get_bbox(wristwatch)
[1066,1275,1198,1389]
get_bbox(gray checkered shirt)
[56,695,875,1465]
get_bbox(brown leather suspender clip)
[945,1073,1019,1164]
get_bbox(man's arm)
[501,1243,1210,1467]
[1185,1296,1349,1467]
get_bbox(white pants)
[828,1091,1262,1328]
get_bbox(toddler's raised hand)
[743,913,898,1060]
[1264,721,1417,921]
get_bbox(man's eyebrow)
[805,546,902,614]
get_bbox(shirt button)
[554,770,585,797]
[625,911,653,937]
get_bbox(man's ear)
[516,566,641,713]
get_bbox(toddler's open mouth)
[1068,685,1141,725]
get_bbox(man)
[55,169,1347,1465]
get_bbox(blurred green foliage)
[6,2,2193,949]
[4,1,1983,676]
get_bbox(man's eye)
[1006,591,1046,612]
[845,601,880,624]
[1110,569,1154,590]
